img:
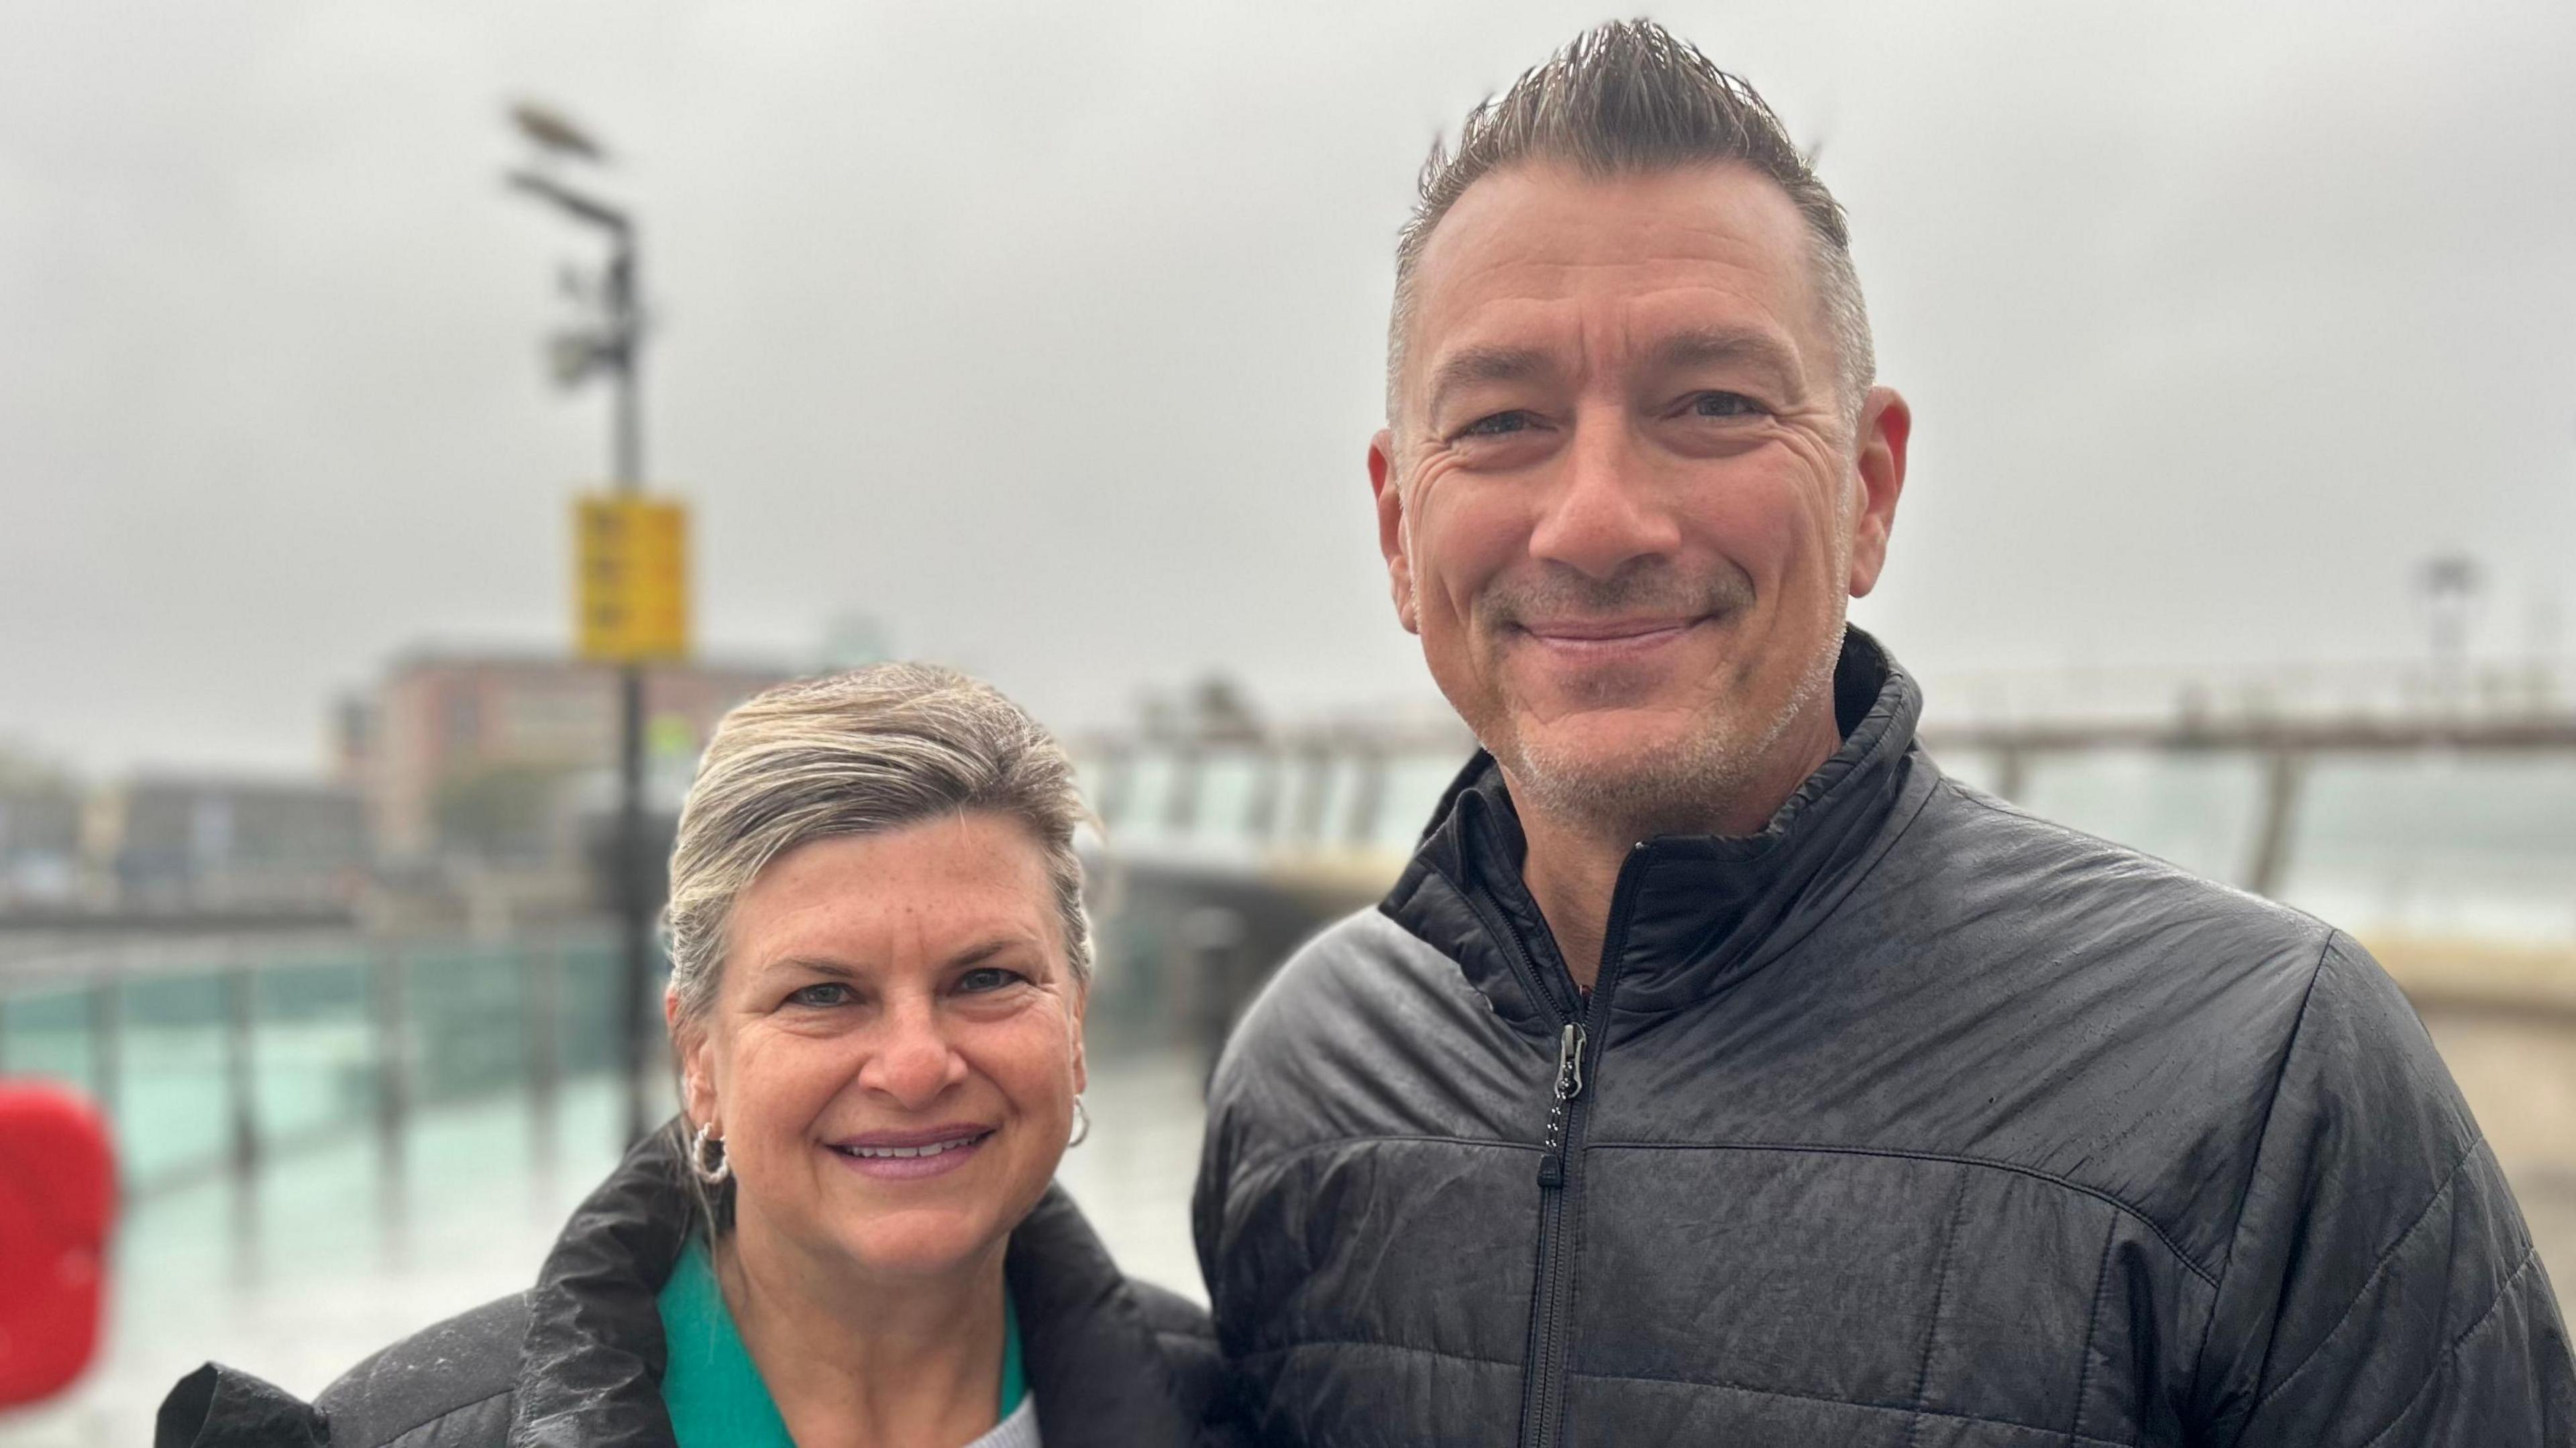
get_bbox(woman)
[160,665,1229,1447]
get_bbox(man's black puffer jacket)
[160,1125,1232,1447]
[1193,629,2575,1447]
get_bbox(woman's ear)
[1068,979,1089,1097]
[666,988,718,1128]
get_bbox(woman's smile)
[823,1124,996,1181]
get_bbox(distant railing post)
[527,936,563,1162]
[2243,750,2308,899]
[373,943,408,1180]
[88,975,120,1123]
[1183,906,1249,1091]
[224,960,260,1177]
[1348,752,1388,848]
[1995,746,2029,803]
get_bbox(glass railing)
[0,929,649,1195]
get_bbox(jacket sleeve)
[1191,1046,1242,1346]
[2198,932,2576,1445]
[154,1363,327,1448]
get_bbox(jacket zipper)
[1517,843,1649,1448]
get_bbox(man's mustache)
[1472,563,1756,632]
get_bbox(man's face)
[1372,161,1907,836]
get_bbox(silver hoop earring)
[1068,1097,1091,1148]
[689,1121,732,1184]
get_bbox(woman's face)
[675,811,1085,1281]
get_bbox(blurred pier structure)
[7,655,2576,1442]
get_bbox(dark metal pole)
[504,150,655,1147]
[610,234,653,1146]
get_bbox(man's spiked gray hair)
[1387,19,1874,430]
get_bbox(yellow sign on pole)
[575,494,690,663]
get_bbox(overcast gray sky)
[5,0,2574,777]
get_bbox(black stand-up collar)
[1381,627,1931,1033]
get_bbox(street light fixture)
[504,104,659,1147]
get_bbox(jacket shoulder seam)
[2351,1245,2541,1448]
[2244,1129,2489,1418]
[1587,1138,2222,1287]
[1228,1132,1538,1191]
[1235,1335,1519,1370]
[2191,928,2337,1390]
[1237,1337,2127,1448]
[1565,1361,2139,1448]
[1230,1131,2223,1289]
[1940,783,2332,928]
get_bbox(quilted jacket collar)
[1381,627,1930,1032]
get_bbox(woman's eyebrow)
[762,955,860,981]
[949,937,1040,970]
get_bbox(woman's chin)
[811,1207,1010,1281]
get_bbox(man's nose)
[858,998,967,1110]
[1526,413,1680,579]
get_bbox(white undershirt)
[962,1394,1040,1448]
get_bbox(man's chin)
[1501,716,1748,837]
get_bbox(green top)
[657,1235,1026,1446]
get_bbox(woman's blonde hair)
[665,661,1093,1029]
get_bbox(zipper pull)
[1536,1023,1587,1188]
[1554,1022,1587,1101]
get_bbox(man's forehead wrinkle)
[1420,303,1809,418]
[1400,159,1837,422]
[1648,323,1812,398]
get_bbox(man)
[1193,19,2574,1447]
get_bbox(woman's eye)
[1690,391,1762,419]
[786,982,852,1008]
[956,966,1026,995]
[1458,410,1533,439]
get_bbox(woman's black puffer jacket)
[159,1125,1234,1447]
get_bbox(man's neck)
[1509,712,1841,993]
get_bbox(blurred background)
[5,0,2576,1439]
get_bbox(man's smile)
[1511,614,1706,663]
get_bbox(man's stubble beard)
[1410,532,1847,843]
[1498,621,1842,843]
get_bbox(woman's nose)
[857,1001,968,1109]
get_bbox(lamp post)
[505,105,657,1146]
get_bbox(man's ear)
[1368,429,1419,634]
[1845,387,1911,598]
[666,989,718,1128]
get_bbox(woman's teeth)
[836,1132,988,1160]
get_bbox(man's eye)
[786,982,852,1008]
[1690,392,1762,419]
[957,966,1027,995]
[1458,410,1533,439]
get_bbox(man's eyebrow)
[1424,344,1558,422]
[1650,326,1806,394]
